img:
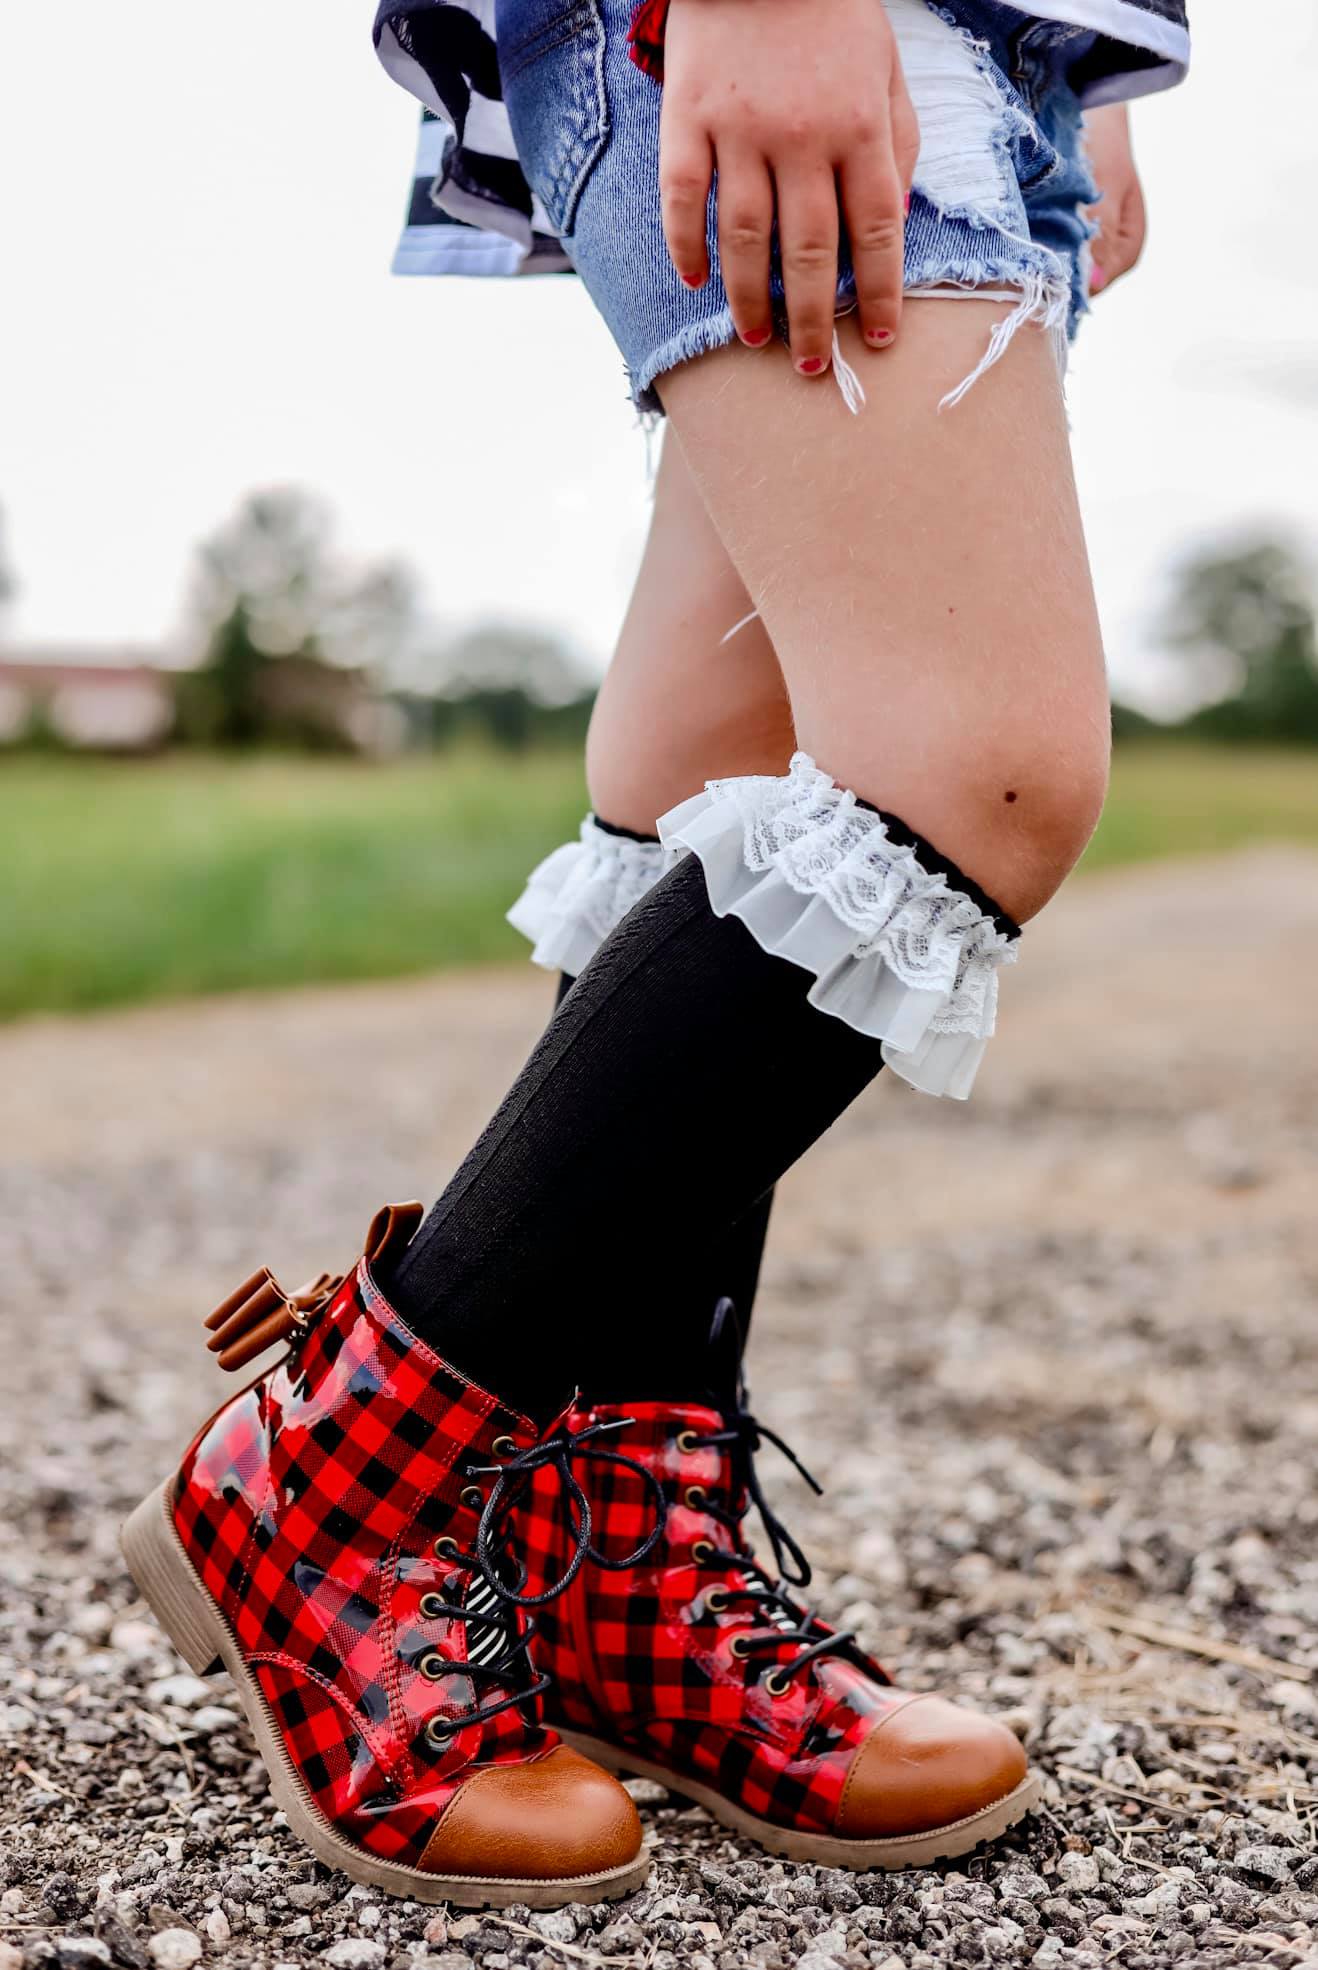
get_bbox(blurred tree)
[1158,537,1318,745]
[177,489,417,749]
[437,622,590,706]
[424,620,596,752]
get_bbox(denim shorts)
[496,0,1099,412]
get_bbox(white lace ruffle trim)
[658,753,1019,1100]
[506,817,666,976]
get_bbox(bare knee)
[814,713,1110,927]
[974,734,1110,922]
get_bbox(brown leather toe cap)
[835,1695,1029,1839]
[419,1745,643,1881]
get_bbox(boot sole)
[560,1727,1041,1870]
[121,1480,650,1908]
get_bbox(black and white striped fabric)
[375,0,571,277]
[373,0,1190,282]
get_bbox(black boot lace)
[682,1303,880,1696]
[418,1417,668,1745]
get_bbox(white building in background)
[0,652,175,750]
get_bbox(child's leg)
[389,301,1109,1418]
[585,429,794,833]
[659,301,1110,926]
[513,429,792,1371]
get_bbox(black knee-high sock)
[554,967,775,1366]
[387,856,886,1420]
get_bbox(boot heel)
[121,1480,224,1677]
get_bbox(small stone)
[1233,1845,1295,1886]
[322,1945,387,1970]
[51,1945,111,1967]
[146,1933,202,1970]
[0,1944,21,1970]
[1056,1852,1100,1894]
[622,1777,670,1805]
[109,1621,162,1658]
[421,1916,448,1947]
[187,1707,239,1736]
[997,1869,1049,1903]
[203,1910,230,1949]
[446,1915,480,1939]
[285,1883,329,1911]
[146,1676,212,1710]
[529,1910,577,1943]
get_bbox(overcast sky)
[2,0,1315,700]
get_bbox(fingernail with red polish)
[866,328,894,348]
[1089,264,1107,292]
[743,326,772,348]
[680,271,703,289]
[797,356,827,375]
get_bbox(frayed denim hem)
[630,306,738,415]
[629,244,1073,420]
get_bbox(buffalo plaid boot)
[524,1306,1039,1869]
[121,1204,650,1908]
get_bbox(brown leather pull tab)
[362,1201,425,1273]
[204,1267,342,1374]
[200,1205,421,1376]
[204,1268,299,1374]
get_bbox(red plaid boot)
[121,1205,649,1908]
[524,1312,1038,1869]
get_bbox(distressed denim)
[497,0,1100,411]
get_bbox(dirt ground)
[4,848,1318,1970]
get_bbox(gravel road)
[4,849,1318,1970]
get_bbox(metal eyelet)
[492,1434,518,1457]
[418,1652,448,1681]
[704,1588,730,1614]
[419,1593,446,1621]
[433,1535,463,1562]
[690,1539,716,1566]
[460,1485,484,1511]
[728,1634,752,1659]
[764,1669,792,1698]
[675,1429,703,1455]
[424,1717,453,1749]
[683,1485,707,1510]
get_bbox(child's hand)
[1083,103,1146,294]
[659,0,919,375]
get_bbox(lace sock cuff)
[658,753,1020,1100]
[507,815,667,975]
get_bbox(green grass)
[2,744,1315,1020]
[1081,744,1318,872]
[0,749,588,1019]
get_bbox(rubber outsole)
[560,1726,1041,1870]
[120,1481,650,1908]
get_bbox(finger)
[888,64,921,199]
[660,110,715,289]
[1089,185,1145,293]
[775,165,841,376]
[715,145,776,347]
[840,148,906,351]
